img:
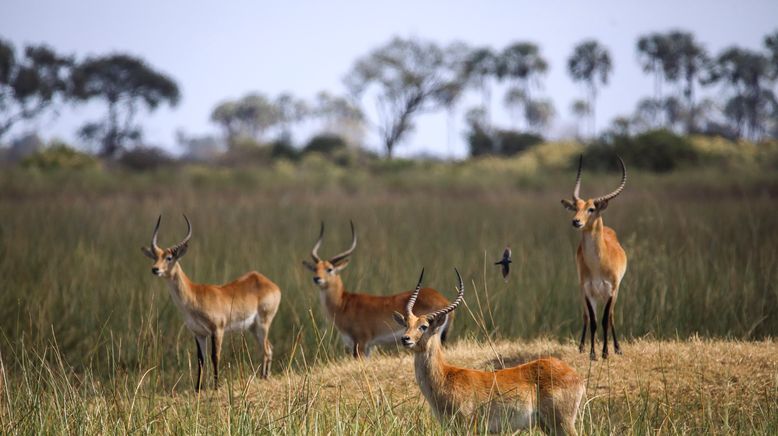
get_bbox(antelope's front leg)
[211,330,224,388]
[194,335,206,392]
[602,297,613,359]
[585,297,597,361]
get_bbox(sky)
[2,0,777,158]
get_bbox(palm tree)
[567,39,612,136]
[503,86,527,129]
[498,42,548,105]
[637,33,670,102]
[570,99,591,139]
[464,47,499,123]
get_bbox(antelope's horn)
[427,268,465,320]
[171,214,192,253]
[311,221,324,263]
[151,215,162,251]
[572,154,583,202]
[405,268,425,316]
[594,156,627,204]
[330,220,357,265]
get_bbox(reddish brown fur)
[143,232,280,390]
[306,258,452,358]
[397,280,584,435]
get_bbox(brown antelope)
[302,221,453,358]
[141,215,281,390]
[561,155,628,360]
[394,269,584,435]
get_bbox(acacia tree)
[71,54,179,157]
[313,91,365,145]
[345,37,468,159]
[211,93,280,147]
[0,39,72,140]
[567,39,611,136]
[274,92,309,142]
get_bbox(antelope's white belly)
[226,314,257,332]
[488,403,535,433]
[584,274,614,302]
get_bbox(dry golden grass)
[133,337,776,434]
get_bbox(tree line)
[2,28,777,160]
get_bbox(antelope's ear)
[595,200,609,211]
[171,243,189,260]
[141,246,156,260]
[302,260,317,272]
[392,311,407,327]
[332,257,350,271]
[430,314,449,332]
[561,199,576,211]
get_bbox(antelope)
[141,215,281,390]
[394,269,584,435]
[561,155,628,360]
[302,221,453,358]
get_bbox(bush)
[22,143,99,170]
[467,125,494,157]
[304,134,347,156]
[586,129,698,172]
[495,130,544,156]
[116,146,175,171]
[270,138,300,161]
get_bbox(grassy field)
[0,161,776,434]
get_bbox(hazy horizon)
[2,0,777,157]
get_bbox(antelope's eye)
[326,267,334,274]
[587,207,595,213]
[166,255,174,262]
[419,324,428,332]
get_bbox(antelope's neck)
[582,217,606,264]
[166,263,197,308]
[320,277,346,314]
[414,335,450,410]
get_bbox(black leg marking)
[586,298,597,361]
[611,312,622,355]
[578,310,588,353]
[195,338,204,392]
[211,334,219,387]
[602,297,612,359]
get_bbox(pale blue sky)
[2,1,777,157]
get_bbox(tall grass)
[0,164,776,433]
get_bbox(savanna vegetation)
[1,25,777,435]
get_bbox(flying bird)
[494,246,511,281]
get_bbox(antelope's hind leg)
[253,317,274,379]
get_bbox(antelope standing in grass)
[141,215,281,390]
[561,155,628,360]
[395,269,584,435]
[302,221,453,358]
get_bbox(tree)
[497,42,548,105]
[463,47,499,122]
[570,99,591,139]
[274,92,309,142]
[0,39,72,140]
[706,47,776,140]
[631,98,663,132]
[503,86,526,129]
[71,54,179,157]
[567,40,612,136]
[523,98,555,133]
[765,30,778,78]
[637,33,670,101]
[211,93,279,147]
[345,37,468,159]
[313,91,365,146]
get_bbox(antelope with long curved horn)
[141,215,281,390]
[302,221,453,358]
[561,155,628,360]
[394,269,584,435]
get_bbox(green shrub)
[21,143,99,170]
[496,130,544,156]
[117,146,175,171]
[304,134,347,156]
[586,129,698,172]
[270,138,300,161]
